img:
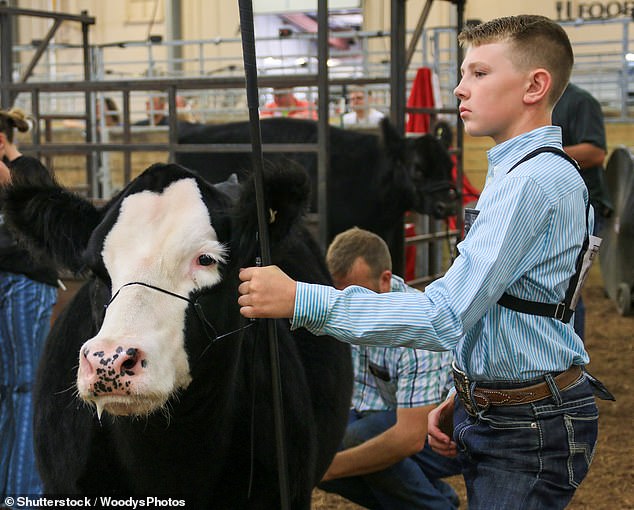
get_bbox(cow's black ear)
[2,176,101,274]
[416,134,454,174]
[379,118,405,158]
[432,120,453,149]
[234,158,310,251]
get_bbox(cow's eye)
[198,254,217,266]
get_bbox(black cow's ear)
[379,118,405,158]
[234,158,310,253]
[417,134,453,174]
[2,176,101,274]
[432,120,453,149]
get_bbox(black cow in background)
[2,160,353,509]
[177,118,456,272]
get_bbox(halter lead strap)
[104,281,253,343]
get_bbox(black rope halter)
[104,281,254,348]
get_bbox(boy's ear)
[524,68,552,105]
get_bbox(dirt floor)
[311,263,634,509]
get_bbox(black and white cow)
[177,118,457,271]
[2,160,353,508]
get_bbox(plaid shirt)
[352,276,454,412]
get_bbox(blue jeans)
[319,409,462,510]
[454,374,598,510]
[0,272,57,499]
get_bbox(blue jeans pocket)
[564,410,598,488]
[534,380,599,491]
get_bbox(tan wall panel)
[462,123,634,194]
[13,1,628,45]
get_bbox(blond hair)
[0,108,31,142]
[458,15,573,105]
[326,227,391,280]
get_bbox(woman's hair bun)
[7,108,32,133]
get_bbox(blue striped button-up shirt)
[293,126,591,381]
[352,276,454,411]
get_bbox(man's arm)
[321,404,435,481]
[427,396,458,458]
[562,142,606,170]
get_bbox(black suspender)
[504,146,579,173]
[495,147,588,323]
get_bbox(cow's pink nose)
[79,345,147,396]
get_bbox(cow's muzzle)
[424,182,458,219]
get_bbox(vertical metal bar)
[1,4,14,107]
[123,90,132,185]
[165,0,183,77]
[81,11,95,197]
[390,0,406,134]
[167,86,177,163]
[454,0,465,242]
[390,0,406,275]
[31,88,41,161]
[317,0,330,250]
[44,118,53,171]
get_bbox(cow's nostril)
[122,357,137,370]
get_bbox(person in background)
[237,15,608,509]
[0,108,59,501]
[176,97,197,124]
[342,86,385,127]
[96,97,121,127]
[134,94,191,126]
[62,97,120,130]
[552,82,612,341]
[260,87,317,119]
[318,228,462,510]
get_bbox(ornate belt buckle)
[452,361,477,416]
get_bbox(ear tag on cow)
[269,208,277,224]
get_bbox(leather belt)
[452,363,583,416]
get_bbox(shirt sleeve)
[292,171,553,352]
[569,93,607,150]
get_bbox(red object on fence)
[406,68,435,134]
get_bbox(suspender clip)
[554,302,567,321]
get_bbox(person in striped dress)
[318,228,461,509]
[238,15,608,510]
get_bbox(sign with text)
[556,1,634,20]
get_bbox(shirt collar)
[487,125,563,170]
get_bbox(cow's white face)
[76,178,227,417]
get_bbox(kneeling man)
[319,227,462,510]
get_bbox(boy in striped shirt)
[239,15,605,509]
